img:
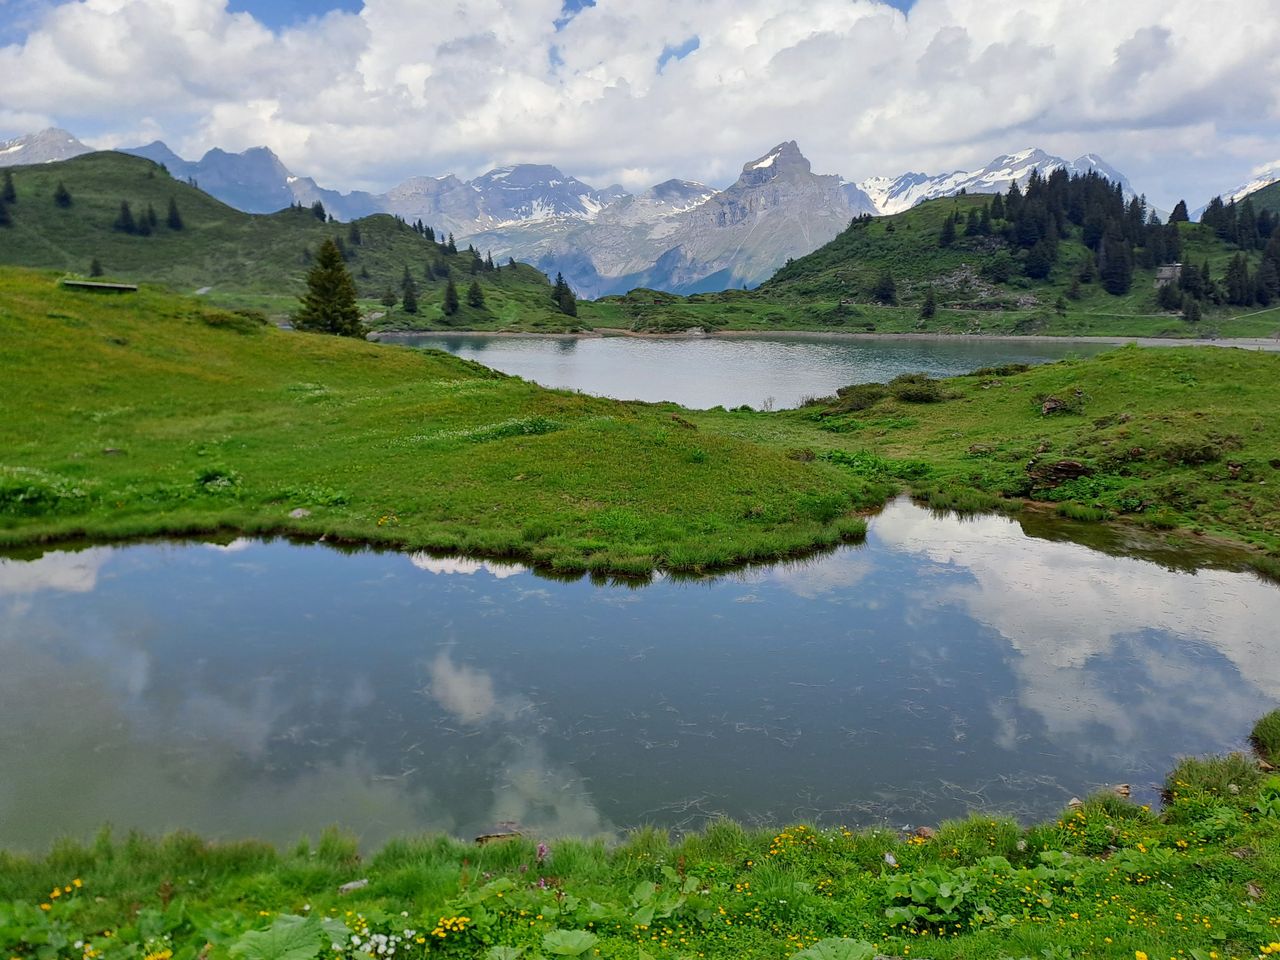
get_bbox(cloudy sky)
[1,0,1276,207]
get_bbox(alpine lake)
[3,335,1276,852]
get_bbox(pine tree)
[557,285,577,317]
[919,286,937,319]
[1225,254,1252,306]
[401,265,418,314]
[89,257,103,277]
[165,197,183,230]
[423,260,435,282]
[380,289,397,309]
[0,196,8,227]
[939,213,957,247]
[1024,241,1053,280]
[1183,298,1201,323]
[443,279,460,315]
[1100,234,1133,295]
[294,238,361,336]
[964,209,981,237]
[1,170,14,203]
[1169,200,1190,223]
[311,200,326,221]
[446,233,458,255]
[113,200,136,234]
[872,270,897,305]
[989,193,1005,221]
[53,181,72,208]
[348,222,362,247]
[467,279,485,308]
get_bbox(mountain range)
[6,126,1256,297]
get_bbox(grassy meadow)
[3,266,1280,569]
[0,266,878,575]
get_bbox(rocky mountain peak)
[0,127,92,166]
[738,141,811,182]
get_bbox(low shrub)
[1251,708,1280,764]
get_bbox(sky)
[0,0,1276,209]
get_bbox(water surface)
[394,334,1110,408]
[3,500,1275,852]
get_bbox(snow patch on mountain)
[856,148,1136,215]
[0,128,92,167]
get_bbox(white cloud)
[1,0,1277,205]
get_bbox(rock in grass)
[338,878,369,894]
[288,508,312,519]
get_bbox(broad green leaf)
[632,880,655,904]
[631,905,654,927]
[229,915,323,960]
[542,928,600,956]
[789,938,878,960]
[486,948,524,960]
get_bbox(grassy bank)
[4,266,1280,568]
[0,267,877,574]
[2,723,1279,959]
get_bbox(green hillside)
[0,152,577,330]
[0,266,875,573]
[1246,179,1280,215]
[585,176,1280,338]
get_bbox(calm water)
[3,499,1276,852]
[393,334,1111,409]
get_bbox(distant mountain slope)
[1245,179,1280,215]
[856,148,1136,215]
[1193,168,1280,220]
[0,152,572,329]
[468,141,879,297]
[0,128,93,167]
[120,141,382,220]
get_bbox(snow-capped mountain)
[1226,169,1280,204]
[857,148,1135,215]
[466,141,879,297]
[0,128,93,167]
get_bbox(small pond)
[2,499,1275,851]
[390,334,1112,409]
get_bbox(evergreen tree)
[1169,200,1190,223]
[1024,241,1053,279]
[557,285,577,317]
[1100,233,1133,295]
[1183,297,1201,323]
[989,193,1005,221]
[467,279,485,308]
[113,200,136,234]
[89,257,103,277]
[1224,254,1252,306]
[485,251,495,271]
[136,211,152,237]
[348,222,362,247]
[443,279,460,315]
[1156,281,1183,311]
[1067,276,1082,300]
[145,203,158,230]
[964,209,981,237]
[1,170,14,203]
[919,286,937,319]
[425,225,435,242]
[166,197,183,230]
[446,233,458,255]
[401,265,418,314]
[380,290,397,309]
[53,181,72,208]
[294,238,361,336]
[551,272,569,303]
[423,260,435,282]
[872,269,897,305]
[0,196,8,227]
[939,213,957,247]
[310,200,327,221]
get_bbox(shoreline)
[371,327,1280,350]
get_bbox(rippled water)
[3,499,1275,852]
[392,334,1111,408]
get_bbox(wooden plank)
[60,279,139,293]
